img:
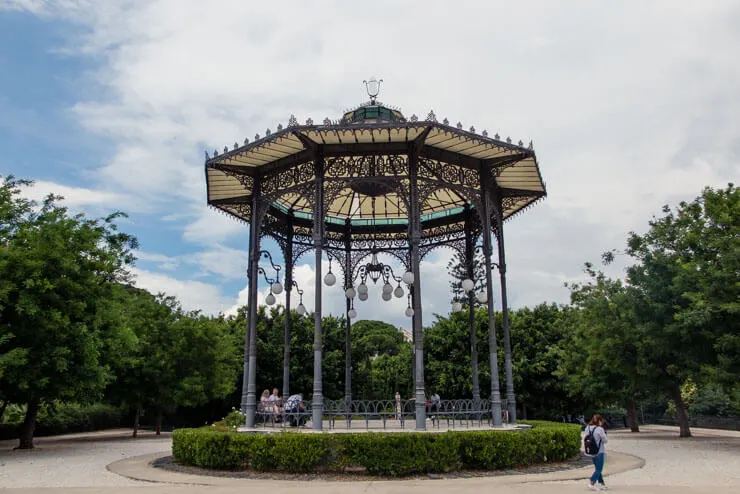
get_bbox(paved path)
[0,426,737,493]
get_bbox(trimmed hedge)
[172,421,581,476]
[0,402,122,440]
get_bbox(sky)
[1,0,738,330]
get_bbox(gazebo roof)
[206,112,546,228]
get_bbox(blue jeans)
[590,453,605,484]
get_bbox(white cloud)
[9,0,740,312]
[131,267,234,315]
[22,180,122,207]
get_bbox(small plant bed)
[171,420,581,477]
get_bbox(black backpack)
[584,426,601,456]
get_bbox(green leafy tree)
[621,184,739,437]
[558,266,649,431]
[0,176,137,448]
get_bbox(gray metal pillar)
[495,197,517,424]
[244,177,262,428]
[311,153,325,431]
[282,213,294,400]
[480,166,503,428]
[408,150,426,431]
[344,222,352,410]
[464,206,480,404]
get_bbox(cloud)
[22,179,122,206]
[131,267,234,315]
[8,0,740,315]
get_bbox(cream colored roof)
[206,121,545,224]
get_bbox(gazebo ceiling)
[205,103,546,242]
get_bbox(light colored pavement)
[0,425,738,493]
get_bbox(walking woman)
[586,414,609,490]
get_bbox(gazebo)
[204,80,546,431]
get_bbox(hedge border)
[172,421,581,476]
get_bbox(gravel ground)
[0,429,171,488]
[0,425,738,490]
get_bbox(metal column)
[408,149,426,431]
[282,212,294,400]
[479,165,503,428]
[311,152,325,431]
[244,177,262,428]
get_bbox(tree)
[0,176,137,448]
[559,266,649,431]
[447,249,486,303]
[107,289,240,435]
[621,183,739,437]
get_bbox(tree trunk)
[522,403,528,420]
[17,399,40,450]
[0,400,7,421]
[670,385,692,438]
[155,408,163,436]
[132,405,141,438]
[627,398,640,432]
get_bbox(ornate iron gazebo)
[205,81,546,431]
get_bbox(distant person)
[584,414,609,491]
[267,388,281,420]
[395,391,402,420]
[430,391,440,419]
[284,393,306,426]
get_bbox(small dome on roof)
[342,102,406,124]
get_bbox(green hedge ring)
[172,421,581,476]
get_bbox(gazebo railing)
[253,398,508,430]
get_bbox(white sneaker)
[599,485,608,490]
[588,483,601,491]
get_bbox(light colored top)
[587,425,608,455]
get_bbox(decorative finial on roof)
[288,115,298,127]
[265,128,271,136]
[234,142,238,150]
[244,137,249,145]
[528,140,534,149]
[306,117,314,126]
[323,117,331,126]
[443,118,449,125]
[456,122,463,129]
[494,133,500,140]
[255,133,260,140]
[277,123,283,131]
[426,110,437,122]
[363,77,383,104]
[518,139,523,147]
[224,146,228,153]
[482,130,488,137]
[213,148,218,156]
[469,126,475,133]
[410,114,418,122]
[205,150,210,159]
[506,137,512,144]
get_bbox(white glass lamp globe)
[265,293,276,306]
[358,292,369,301]
[394,285,404,298]
[452,301,463,312]
[345,287,356,299]
[271,281,283,295]
[382,282,393,294]
[382,291,392,301]
[324,272,336,286]
[476,291,487,304]
[296,303,306,315]
[348,308,357,319]
[405,307,414,317]
[357,283,369,295]
[402,271,414,285]
[461,278,475,293]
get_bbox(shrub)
[172,421,580,476]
